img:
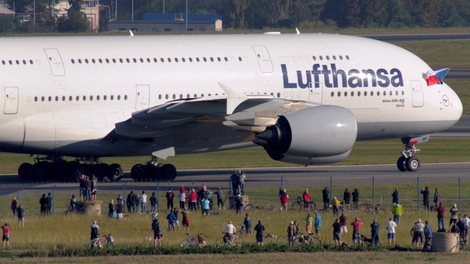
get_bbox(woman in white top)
[178,191,186,210]
[223,221,236,243]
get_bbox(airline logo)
[282,64,404,89]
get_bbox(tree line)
[2,0,470,33]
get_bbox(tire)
[68,163,85,182]
[92,164,108,182]
[406,156,421,172]
[216,238,226,247]
[131,164,143,181]
[310,202,316,210]
[109,164,123,181]
[29,162,47,180]
[363,208,372,214]
[180,239,188,247]
[244,204,254,211]
[397,156,407,172]
[310,237,322,246]
[292,202,302,210]
[18,163,32,180]
[160,164,177,181]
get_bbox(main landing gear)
[397,144,421,172]
[130,156,177,182]
[17,156,124,182]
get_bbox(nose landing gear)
[397,136,429,172]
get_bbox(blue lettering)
[376,69,390,87]
[362,69,377,87]
[331,64,347,88]
[281,64,297,88]
[312,64,321,88]
[297,70,311,89]
[322,65,332,88]
[348,69,361,88]
[390,68,404,87]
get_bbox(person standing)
[189,189,198,211]
[352,188,359,210]
[239,172,246,195]
[343,188,351,210]
[287,221,297,249]
[182,209,190,231]
[392,201,403,225]
[340,213,347,234]
[141,191,147,213]
[244,214,252,237]
[85,176,92,201]
[386,217,397,246]
[152,218,162,247]
[280,190,289,212]
[305,213,313,234]
[91,177,97,201]
[127,190,136,213]
[303,189,311,211]
[90,220,99,247]
[223,221,236,244]
[17,205,25,227]
[201,197,211,215]
[2,223,11,247]
[413,219,425,247]
[392,188,399,205]
[79,174,86,202]
[314,210,321,237]
[230,171,239,195]
[178,189,186,210]
[108,199,116,218]
[350,217,363,245]
[150,192,158,212]
[173,208,180,231]
[254,220,265,246]
[331,196,340,217]
[70,195,77,212]
[46,193,53,215]
[434,188,440,209]
[235,194,243,215]
[437,203,446,231]
[165,188,174,210]
[421,186,430,211]
[461,214,470,241]
[116,199,123,219]
[332,219,342,246]
[424,220,432,246]
[135,194,141,213]
[371,219,380,247]
[39,194,47,216]
[322,187,329,209]
[10,197,17,217]
[166,210,176,231]
[449,203,459,230]
[216,187,224,210]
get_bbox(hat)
[290,221,294,225]
[418,218,421,222]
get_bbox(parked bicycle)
[62,204,84,215]
[293,232,322,247]
[291,197,316,211]
[180,233,207,248]
[141,234,154,247]
[363,204,386,214]
[423,237,432,252]
[89,233,114,249]
[216,233,242,248]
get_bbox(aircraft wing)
[115,83,315,139]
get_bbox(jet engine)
[254,105,357,164]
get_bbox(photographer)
[2,223,11,247]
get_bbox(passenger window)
[117,95,121,100]
[92,59,96,63]
[83,96,86,101]
[331,92,334,97]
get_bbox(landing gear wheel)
[29,162,47,180]
[18,163,32,180]
[397,156,407,172]
[406,156,421,172]
[92,164,109,182]
[131,164,143,182]
[68,163,86,182]
[160,164,177,181]
[142,164,159,181]
[109,164,123,181]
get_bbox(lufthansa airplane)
[0,32,462,182]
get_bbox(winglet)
[129,30,134,37]
[218,82,248,115]
[295,28,301,35]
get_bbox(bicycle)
[423,237,432,252]
[237,226,246,237]
[89,233,114,249]
[291,197,316,211]
[363,204,386,214]
[180,233,207,248]
[141,234,154,247]
[62,204,84,215]
[264,233,285,244]
[293,232,322,247]
[216,233,243,248]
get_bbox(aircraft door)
[44,49,65,76]
[135,85,150,110]
[4,87,19,114]
[252,46,274,73]
[411,81,424,107]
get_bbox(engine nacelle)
[267,150,352,165]
[254,105,357,159]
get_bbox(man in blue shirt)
[70,195,77,212]
[244,214,253,237]
[314,211,321,237]
[166,211,176,231]
[371,219,380,246]
[424,220,432,245]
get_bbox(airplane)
[0,31,462,182]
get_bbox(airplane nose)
[444,83,463,123]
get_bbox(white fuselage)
[0,33,463,158]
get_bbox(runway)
[2,162,470,196]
